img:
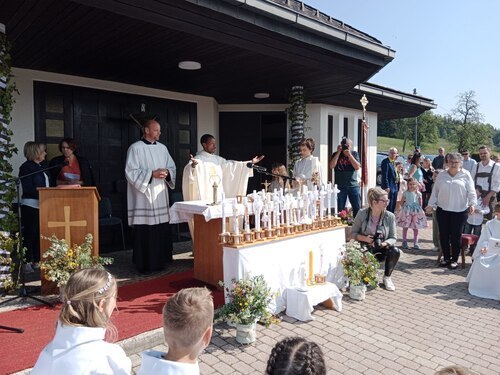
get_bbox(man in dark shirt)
[432,147,445,170]
[329,138,361,217]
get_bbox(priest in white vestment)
[466,206,500,300]
[125,120,176,273]
[181,134,263,237]
[293,138,323,190]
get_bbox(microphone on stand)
[246,162,267,172]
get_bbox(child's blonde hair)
[434,365,473,375]
[163,287,214,349]
[407,177,418,190]
[60,268,117,338]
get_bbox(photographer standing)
[351,187,401,291]
[329,137,361,217]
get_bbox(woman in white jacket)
[31,269,131,375]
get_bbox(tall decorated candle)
[309,250,314,282]
[221,192,226,233]
[333,184,339,216]
[326,183,332,218]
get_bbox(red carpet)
[0,270,223,374]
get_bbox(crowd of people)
[18,122,497,373]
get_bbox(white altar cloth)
[223,227,345,313]
[169,199,245,224]
[286,282,342,321]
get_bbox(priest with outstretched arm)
[181,134,264,236]
[125,119,176,273]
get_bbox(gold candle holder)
[275,226,284,237]
[295,223,303,232]
[218,233,230,244]
[243,231,255,243]
[265,228,276,238]
[229,233,244,245]
[314,274,326,285]
[253,229,264,241]
[285,225,294,235]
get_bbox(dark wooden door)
[34,82,197,250]
[219,111,287,193]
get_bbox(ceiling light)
[254,92,270,99]
[178,61,201,70]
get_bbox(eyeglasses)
[377,199,390,204]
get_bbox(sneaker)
[449,262,458,270]
[401,241,408,249]
[413,244,420,250]
[439,259,448,267]
[383,276,395,291]
[23,263,34,273]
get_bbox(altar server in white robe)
[182,134,263,236]
[293,138,322,190]
[466,202,500,300]
[125,119,176,273]
[31,269,131,375]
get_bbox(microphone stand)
[0,163,61,333]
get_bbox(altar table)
[223,227,345,314]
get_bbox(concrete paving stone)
[375,348,400,361]
[360,357,385,372]
[395,356,421,370]
[230,361,255,374]
[482,353,500,366]
[399,367,425,375]
[393,347,417,361]
[344,358,369,373]
[198,362,216,374]
[212,361,234,374]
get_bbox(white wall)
[10,68,219,173]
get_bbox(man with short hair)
[182,134,264,203]
[380,147,399,213]
[471,146,500,219]
[432,147,445,170]
[125,119,176,273]
[461,149,477,173]
[329,138,361,217]
[137,287,214,374]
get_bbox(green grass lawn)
[377,136,455,155]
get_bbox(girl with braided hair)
[31,268,131,375]
[265,337,326,375]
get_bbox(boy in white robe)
[293,138,323,190]
[138,288,214,375]
[125,119,176,273]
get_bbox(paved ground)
[5,220,500,375]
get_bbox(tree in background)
[449,90,492,151]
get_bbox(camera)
[341,137,349,151]
[372,225,384,250]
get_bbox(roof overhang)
[0,0,432,118]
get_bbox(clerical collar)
[141,138,156,145]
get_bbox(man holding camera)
[330,137,361,217]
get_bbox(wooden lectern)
[38,187,100,295]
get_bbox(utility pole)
[413,88,418,149]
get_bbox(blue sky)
[305,0,499,127]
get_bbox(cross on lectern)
[47,206,87,245]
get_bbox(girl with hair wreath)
[265,336,326,375]
[31,268,131,375]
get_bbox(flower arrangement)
[0,232,19,291]
[339,209,354,226]
[341,240,380,288]
[40,233,113,286]
[216,275,274,327]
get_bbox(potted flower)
[339,209,354,241]
[341,240,380,300]
[40,233,113,287]
[216,274,273,344]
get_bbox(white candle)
[319,186,325,220]
[221,192,226,233]
[268,203,273,230]
[326,183,332,218]
[254,197,262,232]
[333,184,339,216]
[244,197,250,233]
[233,201,239,235]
